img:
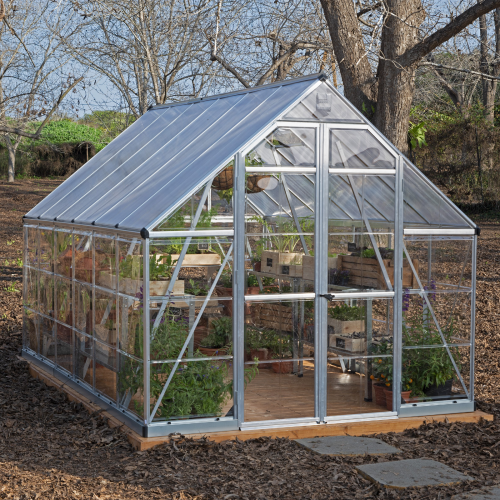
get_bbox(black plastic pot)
[424,378,453,398]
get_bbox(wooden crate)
[337,255,419,289]
[99,272,185,297]
[251,302,294,331]
[261,251,303,275]
[327,317,365,334]
[278,264,303,277]
[329,334,366,352]
[161,252,221,266]
[302,256,338,281]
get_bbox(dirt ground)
[1,179,500,499]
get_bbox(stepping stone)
[452,486,500,499]
[356,458,474,489]
[295,436,401,456]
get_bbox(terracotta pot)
[253,261,262,272]
[250,348,269,363]
[272,360,293,374]
[198,347,227,357]
[373,382,387,407]
[246,286,260,295]
[216,286,233,317]
[384,388,412,411]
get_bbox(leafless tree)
[0,0,83,182]
[319,0,500,153]
[208,0,335,89]
[68,0,219,118]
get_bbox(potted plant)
[328,303,366,352]
[199,316,232,356]
[185,279,219,306]
[252,216,304,277]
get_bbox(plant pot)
[384,388,412,411]
[424,379,453,398]
[373,382,386,406]
[215,286,233,316]
[198,347,227,357]
[253,261,262,272]
[249,348,269,363]
[246,286,260,295]
[272,360,293,374]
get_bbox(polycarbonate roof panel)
[26,76,316,229]
[115,81,313,230]
[25,109,164,219]
[26,73,473,232]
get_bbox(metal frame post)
[393,155,404,413]
[315,123,328,421]
[234,152,246,426]
[470,235,477,402]
[143,237,151,425]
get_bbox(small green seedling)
[4,283,19,293]
[6,240,15,246]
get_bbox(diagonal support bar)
[403,242,470,398]
[149,243,234,420]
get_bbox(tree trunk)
[375,0,425,154]
[479,13,498,124]
[7,144,15,183]
[319,0,377,112]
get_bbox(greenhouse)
[22,74,478,437]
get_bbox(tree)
[319,0,500,153]
[207,0,334,89]
[0,0,83,182]
[68,0,218,117]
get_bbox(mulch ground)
[1,179,500,499]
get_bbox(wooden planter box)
[260,251,303,275]
[99,272,185,297]
[329,333,366,352]
[327,317,365,334]
[302,256,338,281]
[160,253,221,266]
[337,255,419,289]
[251,302,293,332]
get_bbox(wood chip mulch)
[0,179,500,499]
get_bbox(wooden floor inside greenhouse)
[243,361,382,421]
[27,358,493,451]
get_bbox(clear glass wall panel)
[401,346,470,404]
[94,340,117,401]
[244,298,315,421]
[330,130,395,169]
[54,230,73,278]
[118,354,144,419]
[94,288,117,347]
[24,266,38,311]
[327,298,393,416]
[74,282,92,335]
[26,225,38,267]
[327,173,396,293]
[95,235,117,290]
[55,276,72,326]
[75,331,93,388]
[39,271,55,318]
[23,308,39,353]
[74,232,92,284]
[145,299,234,422]
[403,236,473,291]
[118,238,143,296]
[119,295,143,358]
[40,316,55,363]
[245,173,315,292]
[56,321,73,373]
[39,227,54,272]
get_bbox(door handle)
[319,293,335,301]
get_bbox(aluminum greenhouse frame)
[23,74,478,437]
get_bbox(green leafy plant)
[328,303,365,321]
[200,316,232,349]
[361,248,376,258]
[245,327,292,356]
[185,279,208,296]
[4,282,19,293]
[119,308,258,420]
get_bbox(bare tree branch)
[421,60,500,81]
